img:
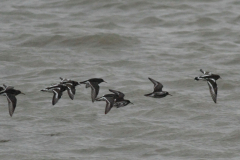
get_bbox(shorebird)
[0,84,24,117]
[41,84,67,105]
[59,77,80,100]
[144,77,172,98]
[95,94,117,114]
[109,89,133,108]
[195,69,221,81]
[80,78,106,102]
[194,69,221,103]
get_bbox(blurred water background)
[0,0,240,159]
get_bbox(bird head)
[99,78,107,83]
[126,100,134,105]
[166,92,172,96]
[16,90,25,95]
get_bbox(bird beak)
[168,94,172,96]
[21,93,25,95]
[130,102,134,105]
[104,81,107,83]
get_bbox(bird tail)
[144,93,153,97]
[79,80,87,84]
[79,81,90,88]
[40,89,51,92]
[95,97,104,101]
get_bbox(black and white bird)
[41,84,68,105]
[195,69,221,81]
[109,89,133,108]
[59,77,80,100]
[194,69,221,103]
[80,78,106,102]
[144,77,172,98]
[95,94,118,114]
[0,84,24,117]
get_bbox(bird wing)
[109,89,125,98]
[89,82,99,102]
[65,83,75,100]
[200,69,211,75]
[52,88,62,105]
[60,77,70,83]
[103,97,114,114]
[148,77,163,92]
[2,84,14,90]
[207,79,217,103]
[5,93,17,117]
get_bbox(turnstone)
[59,77,80,100]
[109,89,133,108]
[195,69,221,81]
[194,69,221,103]
[41,84,67,105]
[95,94,117,114]
[0,84,24,117]
[144,77,172,98]
[80,78,106,102]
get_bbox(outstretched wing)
[2,84,14,90]
[60,77,70,83]
[65,83,75,100]
[207,79,217,103]
[52,88,62,105]
[109,89,125,98]
[89,82,99,103]
[5,93,17,117]
[200,69,211,75]
[103,97,115,114]
[148,77,163,92]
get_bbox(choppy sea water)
[0,0,240,159]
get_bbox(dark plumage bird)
[194,69,221,103]
[95,94,117,114]
[109,89,133,108]
[79,78,106,102]
[144,77,172,98]
[195,69,221,81]
[0,84,24,117]
[41,84,68,105]
[59,77,80,100]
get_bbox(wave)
[20,33,139,48]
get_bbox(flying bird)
[144,77,172,98]
[194,69,221,103]
[109,89,133,108]
[0,84,24,117]
[80,78,106,102]
[59,77,80,100]
[41,84,67,105]
[95,94,117,114]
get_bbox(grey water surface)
[0,0,240,159]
